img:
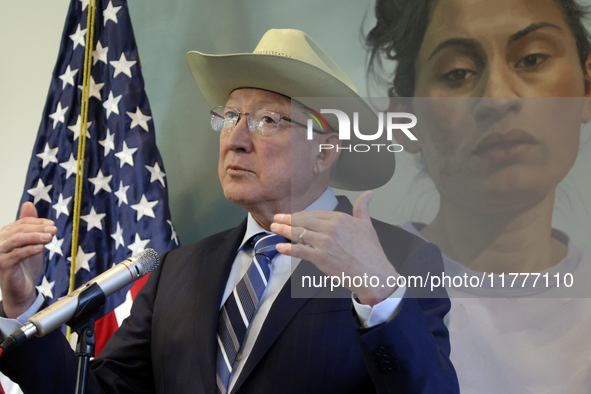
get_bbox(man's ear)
[313,132,341,175]
[388,98,421,153]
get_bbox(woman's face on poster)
[404,0,591,213]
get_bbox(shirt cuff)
[0,293,45,337]
[352,285,406,328]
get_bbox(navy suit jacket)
[1,197,459,393]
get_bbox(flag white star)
[52,193,72,219]
[78,76,104,100]
[111,223,125,249]
[58,65,79,89]
[99,129,115,156]
[68,246,95,274]
[37,276,56,299]
[69,24,87,50]
[103,91,122,119]
[114,181,130,206]
[115,141,138,168]
[79,0,89,11]
[92,40,108,65]
[145,162,166,187]
[45,236,64,260]
[167,220,179,246]
[59,154,78,179]
[88,169,113,195]
[127,233,150,256]
[67,115,92,140]
[49,102,69,129]
[103,1,122,25]
[81,207,106,231]
[110,53,136,78]
[127,107,152,131]
[36,143,59,168]
[27,179,53,204]
[131,194,158,221]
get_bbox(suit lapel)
[232,197,354,392]
[193,220,247,394]
[231,260,325,392]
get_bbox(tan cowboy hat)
[186,29,395,191]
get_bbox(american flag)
[1,1,178,392]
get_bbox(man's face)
[218,88,318,214]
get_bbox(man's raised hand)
[271,191,398,306]
[0,202,55,318]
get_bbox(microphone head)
[130,248,160,277]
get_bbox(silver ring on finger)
[298,228,307,244]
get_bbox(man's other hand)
[0,202,55,318]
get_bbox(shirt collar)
[238,187,338,251]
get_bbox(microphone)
[0,248,159,352]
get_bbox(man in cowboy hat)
[0,29,458,393]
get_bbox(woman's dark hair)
[366,0,591,97]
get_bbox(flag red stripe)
[94,311,119,355]
[130,273,150,300]
[94,273,150,355]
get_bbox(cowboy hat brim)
[186,51,395,191]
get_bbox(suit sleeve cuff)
[352,285,406,328]
[0,293,45,337]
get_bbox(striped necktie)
[216,233,287,394]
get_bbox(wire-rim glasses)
[210,106,309,136]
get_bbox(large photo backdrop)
[2,1,591,394]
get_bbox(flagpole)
[67,0,97,341]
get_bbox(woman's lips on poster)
[473,129,538,162]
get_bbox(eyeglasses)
[210,106,311,137]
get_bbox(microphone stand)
[67,282,106,394]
